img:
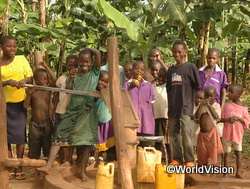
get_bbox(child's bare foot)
[80,173,90,182]
[236,172,243,179]
[60,161,72,167]
[36,167,52,175]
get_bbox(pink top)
[222,102,249,144]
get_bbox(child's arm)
[206,102,220,121]
[23,88,34,109]
[156,56,168,72]
[220,88,226,109]
[39,62,57,87]
[65,68,77,90]
[194,102,206,121]
[86,48,101,67]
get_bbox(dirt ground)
[8,152,250,189]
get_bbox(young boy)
[151,64,173,163]
[53,55,78,166]
[195,86,223,166]
[148,48,168,72]
[166,41,201,166]
[191,91,204,147]
[221,84,249,178]
[123,62,133,81]
[24,61,57,161]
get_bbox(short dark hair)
[34,69,47,79]
[230,83,244,95]
[79,48,92,57]
[133,60,147,70]
[204,86,216,94]
[172,40,187,50]
[208,48,220,57]
[0,36,16,45]
[66,55,78,64]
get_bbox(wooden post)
[0,79,9,189]
[34,51,44,69]
[107,37,134,189]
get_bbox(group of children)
[2,35,249,181]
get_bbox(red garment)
[197,127,224,165]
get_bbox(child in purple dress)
[123,61,155,145]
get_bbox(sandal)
[15,172,26,180]
[9,172,15,180]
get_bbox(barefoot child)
[53,55,78,166]
[221,84,249,178]
[195,86,223,166]
[123,61,155,146]
[37,48,101,181]
[24,62,56,176]
[151,64,173,163]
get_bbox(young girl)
[221,84,249,178]
[0,36,33,180]
[53,55,78,166]
[195,86,223,166]
[37,48,101,181]
[95,71,115,161]
[123,61,155,142]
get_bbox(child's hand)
[9,79,18,88]
[16,80,26,89]
[27,87,35,94]
[69,68,78,78]
[39,61,48,68]
[93,90,100,94]
[228,116,238,123]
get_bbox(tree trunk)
[231,46,237,84]
[198,23,205,68]
[1,0,9,37]
[56,40,66,77]
[242,49,250,88]
[200,21,210,67]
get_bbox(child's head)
[195,91,204,106]
[157,68,167,85]
[0,36,17,58]
[132,61,146,79]
[228,83,244,101]
[78,49,93,73]
[150,60,161,79]
[204,86,216,104]
[34,69,49,86]
[66,55,78,72]
[123,62,133,80]
[96,70,109,91]
[172,41,187,64]
[148,48,163,61]
[207,48,220,67]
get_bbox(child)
[53,55,78,166]
[24,61,57,161]
[191,91,204,147]
[199,48,228,108]
[148,48,168,72]
[123,62,133,81]
[151,64,173,163]
[37,48,101,181]
[0,36,33,180]
[95,71,115,161]
[195,86,223,166]
[221,84,249,178]
[166,41,201,166]
[123,61,155,144]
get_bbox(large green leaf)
[160,0,187,29]
[0,0,8,17]
[230,43,250,49]
[187,9,220,22]
[98,0,140,41]
[222,21,242,38]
